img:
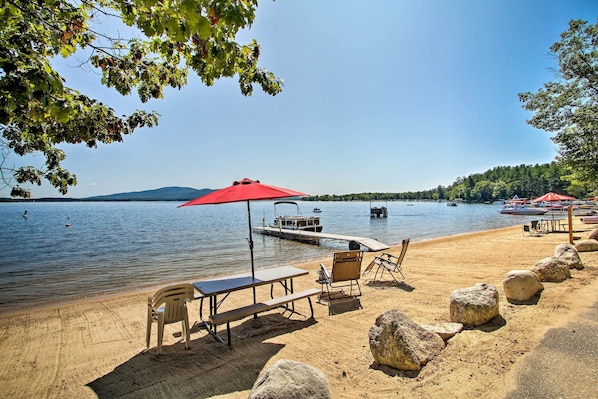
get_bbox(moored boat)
[499,203,548,215]
[574,208,597,217]
[270,201,323,232]
[370,201,388,218]
[581,215,598,224]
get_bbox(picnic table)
[539,218,568,233]
[193,266,317,344]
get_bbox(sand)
[1,220,597,399]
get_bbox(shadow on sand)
[87,314,316,398]
[369,362,421,378]
[506,290,543,306]
[365,280,415,292]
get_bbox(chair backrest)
[150,284,195,324]
[531,220,539,229]
[331,251,363,283]
[396,238,410,265]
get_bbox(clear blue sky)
[5,0,598,198]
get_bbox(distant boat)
[447,201,457,207]
[370,201,388,218]
[581,216,598,224]
[23,210,28,219]
[313,208,322,213]
[574,208,597,217]
[499,203,547,215]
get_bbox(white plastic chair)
[146,284,195,353]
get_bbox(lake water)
[0,200,532,312]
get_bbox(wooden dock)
[252,226,390,252]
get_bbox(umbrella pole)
[246,201,257,307]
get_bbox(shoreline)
[0,226,518,317]
[1,222,597,398]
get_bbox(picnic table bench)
[209,288,320,345]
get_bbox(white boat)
[447,201,457,207]
[313,208,322,213]
[270,201,323,232]
[574,208,597,217]
[581,216,598,224]
[499,203,548,215]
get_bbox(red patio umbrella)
[531,192,576,203]
[178,178,308,280]
[531,192,576,233]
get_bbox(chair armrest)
[318,263,331,283]
[375,256,400,272]
[381,252,400,263]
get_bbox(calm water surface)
[0,200,532,312]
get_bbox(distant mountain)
[83,186,214,201]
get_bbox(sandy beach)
[1,220,597,398]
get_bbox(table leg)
[212,295,217,334]
[199,297,204,320]
[193,295,224,343]
[280,279,296,311]
[290,278,295,312]
[202,295,223,343]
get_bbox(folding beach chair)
[363,238,410,286]
[522,220,542,236]
[318,250,363,300]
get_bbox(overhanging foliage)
[0,0,282,197]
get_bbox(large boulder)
[575,239,598,252]
[554,243,584,270]
[531,257,571,282]
[449,283,499,326]
[368,309,445,371]
[503,270,544,302]
[248,359,332,399]
[588,228,598,241]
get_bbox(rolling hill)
[83,186,213,201]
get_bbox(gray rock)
[503,270,544,302]
[554,244,584,270]
[532,257,571,282]
[575,239,598,252]
[449,283,499,326]
[369,309,445,371]
[248,359,332,399]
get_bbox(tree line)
[303,162,595,203]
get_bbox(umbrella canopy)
[178,178,308,279]
[180,178,307,206]
[531,192,576,203]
